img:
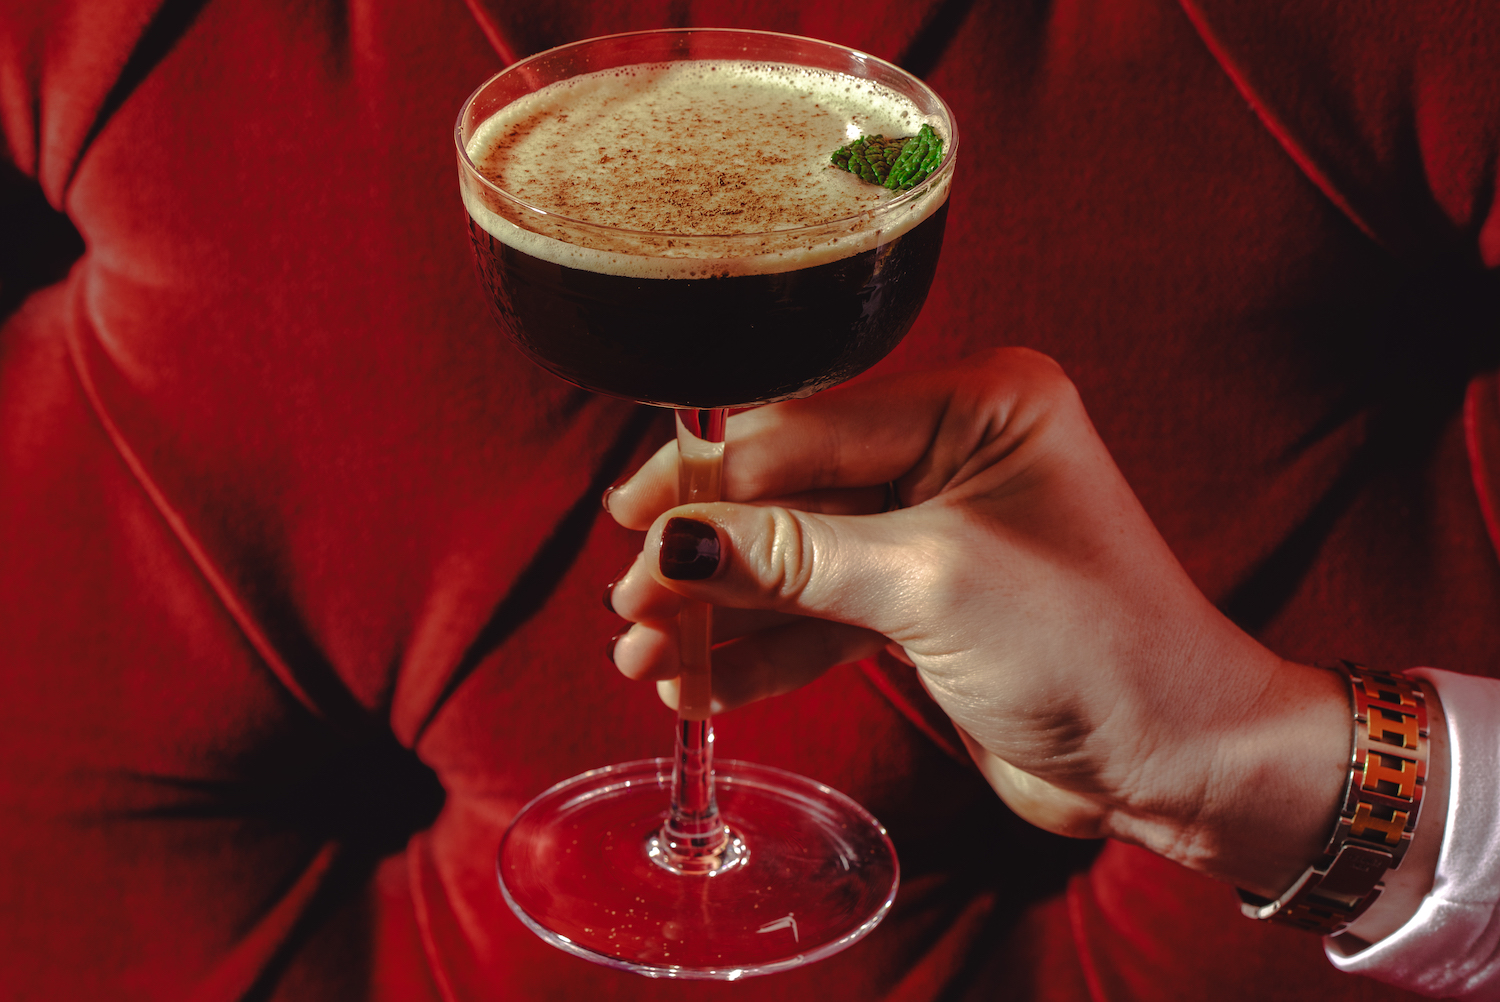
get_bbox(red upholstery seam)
[62,311,328,721]
[459,0,519,66]
[61,0,215,202]
[1464,376,1500,562]
[1066,876,1110,1002]
[184,842,342,1002]
[1171,0,1388,252]
[409,836,463,1002]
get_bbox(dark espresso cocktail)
[459,33,957,978]
[459,59,950,408]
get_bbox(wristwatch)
[1237,662,1430,935]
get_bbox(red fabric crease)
[66,304,333,722]
[1467,372,1500,562]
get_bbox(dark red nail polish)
[882,480,902,512]
[606,631,626,666]
[659,517,720,581]
[601,473,635,513]
[603,561,633,614]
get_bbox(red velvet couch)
[3,0,1497,998]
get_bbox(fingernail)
[659,517,720,581]
[601,473,635,513]
[603,561,633,614]
[606,630,626,666]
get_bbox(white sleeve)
[1324,668,1500,999]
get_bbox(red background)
[2,0,1497,998]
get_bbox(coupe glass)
[456,29,957,979]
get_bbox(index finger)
[603,381,944,531]
[605,347,1058,530]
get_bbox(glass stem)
[661,407,731,867]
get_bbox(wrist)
[1211,659,1354,898]
[1106,656,1350,897]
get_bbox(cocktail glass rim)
[454,27,959,247]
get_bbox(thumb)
[646,503,929,639]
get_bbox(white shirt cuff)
[1324,668,1500,998]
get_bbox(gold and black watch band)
[1238,662,1430,935]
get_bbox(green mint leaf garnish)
[830,124,943,191]
[830,134,907,185]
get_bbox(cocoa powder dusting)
[473,62,918,235]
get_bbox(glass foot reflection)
[498,758,899,980]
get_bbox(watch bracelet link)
[1237,661,1430,935]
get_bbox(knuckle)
[769,508,818,608]
[744,507,817,609]
[972,346,1077,400]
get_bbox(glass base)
[497,758,899,980]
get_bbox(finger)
[608,608,811,683]
[607,347,1073,532]
[606,555,803,637]
[755,483,897,516]
[706,620,888,712]
[614,618,887,712]
[605,438,679,530]
[645,502,950,641]
[718,382,948,501]
[606,603,810,681]
[721,347,1071,505]
[605,437,902,530]
[605,551,681,622]
[609,619,678,683]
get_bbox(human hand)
[605,347,1352,897]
